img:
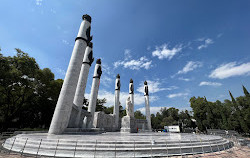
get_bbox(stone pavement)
[0,146,249,158]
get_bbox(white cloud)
[36,0,42,6]
[124,49,132,60]
[50,8,56,14]
[196,37,205,42]
[101,75,113,87]
[137,106,167,114]
[217,33,223,38]
[152,44,183,60]
[114,56,152,70]
[102,63,113,75]
[199,81,222,87]
[85,90,114,107]
[54,68,66,76]
[165,86,179,91]
[177,61,203,74]
[178,77,191,81]
[209,62,250,79]
[21,75,35,81]
[132,93,158,106]
[179,106,192,112]
[167,92,189,98]
[137,80,177,94]
[197,38,213,50]
[62,40,69,45]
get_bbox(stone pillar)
[129,79,134,117]
[73,42,94,127]
[85,59,102,128]
[48,15,92,134]
[113,74,121,129]
[144,81,152,131]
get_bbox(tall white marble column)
[49,15,92,134]
[73,42,94,127]
[129,79,134,117]
[144,81,152,131]
[113,74,121,129]
[85,59,102,128]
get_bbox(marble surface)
[12,132,222,142]
[3,132,232,157]
[48,19,90,134]
[93,112,115,131]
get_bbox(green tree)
[0,49,39,130]
[190,86,250,134]
[103,106,114,114]
[179,110,195,129]
[151,113,162,129]
[190,96,208,131]
[161,116,175,127]
[243,85,249,97]
[119,104,126,118]
[134,110,145,119]
[0,49,62,131]
[95,98,107,111]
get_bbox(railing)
[0,133,248,158]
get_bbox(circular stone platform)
[2,132,233,157]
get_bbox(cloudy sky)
[1,0,250,114]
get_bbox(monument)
[48,14,92,135]
[84,59,102,128]
[129,79,134,117]
[48,14,103,133]
[2,14,234,158]
[73,42,94,128]
[120,79,137,133]
[113,74,121,130]
[144,81,152,131]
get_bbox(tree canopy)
[190,86,250,133]
[150,107,195,130]
[0,49,63,131]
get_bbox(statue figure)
[144,81,149,96]
[126,96,133,117]
[95,59,102,78]
[117,80,120,90]
[129,79,134,94]
[115,74,121,90]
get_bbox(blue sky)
[1,0,250,114]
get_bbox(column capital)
[82,14,92,23]
[93,59,102,78]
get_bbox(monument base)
[3,132,233,157]
[120,116,137,133]
[64,128,105,134]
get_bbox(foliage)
[119,104,126,118]
[190,86,250,134]
[103,106,114,114]
[134,110,146,119]
[151,107,195,130]
[95,98,107,111]
[0,49,62,132]
[101,101,126,117]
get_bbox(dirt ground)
[0,146,249,158]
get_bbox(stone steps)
[2,135,233,157]
[4,137,227,147]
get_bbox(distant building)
[164,125,180,133]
